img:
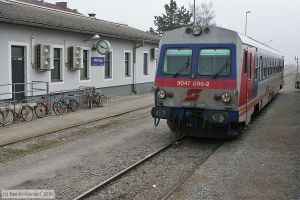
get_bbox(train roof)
[238,33,282,56]
[161,26,283,57]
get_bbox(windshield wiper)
[174,57,190,77]
[213,62,228,79]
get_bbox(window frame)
[143,52,149,76]
[104,50,113,79]
[124,51,132,77]
[161,47,193,76]
[51,48,62,82]
[197,47,232,77]
[80,50,89,80]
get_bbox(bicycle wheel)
[69,98,79,112]
[52,101,62,116]
[54,101,68,115]
[3,109,14,125]
[59,101,68,115]
[21,106,34,122]
[88,97,93,109]
[99,95,108,107]
[0,110,4,127]
[34,103,47,118]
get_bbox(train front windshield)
[163,48,192,75]
[198,48,231,76]
[161,47,231,77]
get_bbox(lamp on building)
[84,34,100,42]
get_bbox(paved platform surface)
[170,75,300,200]
[0,93,153,146]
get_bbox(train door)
[247,51,253,101]
[240,48,252,123]
[11,46,25,101]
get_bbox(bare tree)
[190,1,216,26]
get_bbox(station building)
[0,0,160,100]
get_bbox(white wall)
[0,23,158,99]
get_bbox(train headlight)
[192,25,202,36]
[158,90,167,99]
[221,93,231,103]
[212,113,225,123]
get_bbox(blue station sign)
[91,57,104,66]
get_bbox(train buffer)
[296,73,300,89]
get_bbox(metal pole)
[193,0,196,25]
[245,13,247,35]
[297,58,299,73]
[245,11,251,35]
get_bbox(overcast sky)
[46,0,299,64]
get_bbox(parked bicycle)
[87,88,108,109]
[0,109,4,127]
[53,91,79,115]
[34,93,57,118]
[2,101,34,125]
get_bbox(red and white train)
[151,25,284,138]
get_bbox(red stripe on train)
[154,77,237,90]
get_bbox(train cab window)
[162,48,192,75]
[198,48,231,76]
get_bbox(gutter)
[0,18,160,44]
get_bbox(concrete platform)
[170,74,300,200]
[0,93,153,146]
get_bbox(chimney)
[56,2,67,9]
[40,0,44,4]
[88,13,96,18]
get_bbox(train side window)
[248,53,252,79]
[263,58,267,79]
[272,58,274,75]
[271,58,273,75]
[243,51,248,74]
[254,55,259,81]
[260,56,263,80]
[268,58,270,77]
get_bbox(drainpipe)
[31,36,35,68]
[132,41,144,94]
[64,40,68,68]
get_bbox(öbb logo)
[184,89,202,102]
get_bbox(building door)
[11,46,25,101]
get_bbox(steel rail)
[73,135,186,200]
[0,105,153,148]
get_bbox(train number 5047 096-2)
[177,80,210,87]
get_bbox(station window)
[51,48,61,82]
[80,50,89,80]
[105,51,112,79]
[143,53,149,75]
[125,52,131,77]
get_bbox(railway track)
[73,135,186,200]
[73,72,297,200]
[0,105,153,148]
